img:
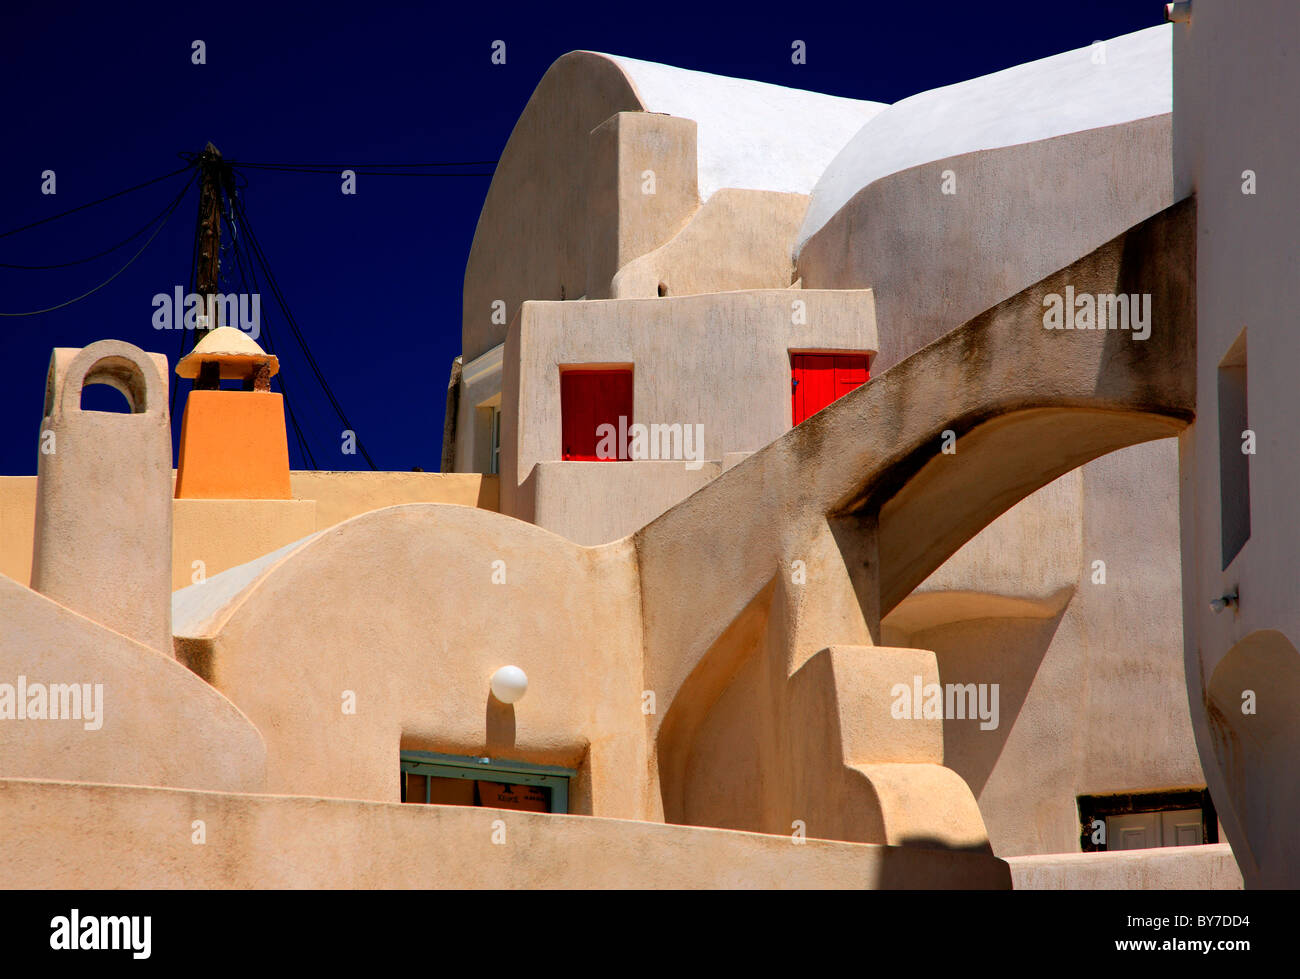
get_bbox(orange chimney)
[174,327,292,500]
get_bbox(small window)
[560,367,633,461]
[399,751,574,813]
[791,353,870,426]
[1078,789,1218,852]
[474,402,502,474]
[1218,329,1250,568]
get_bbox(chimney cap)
[176,326,279,380]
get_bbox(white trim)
[601,54,886,202]
[462,342,504,387]
[796,25,1172,252]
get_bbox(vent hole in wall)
[80,382,134,413]
[657,282,667,297]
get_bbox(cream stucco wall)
[172,504,657,820]
[776,27,1199,860]
[0,201,1224,888]
[0,573,265,793]
[32,342,174,655]
[164,210,1194,845]
[1,27,1267,890]
[0,779,1010,889]
[629,204,1196,857]
[797,115,1173,373]
[499,288,877,535]
[881,441,1202,858]
[611,188,809,300]
[1173,0,1300,889]
[527,460,721,546]
[461,51,882,363]
[0,476,36,591]
[1007,843,1241,890]
[0,471,497,591]
[454,34,1213,875]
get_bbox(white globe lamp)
[490,665,528,704]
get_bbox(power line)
[169,168,208,420]
[237,207,371,469]
[0,163,194,240]
[0,171,198,317]
[226,192,317,470]
[231,165,493,177]
[2,152,422,465]
[231,193,377,469]
[0,178,201,270]
[225,159,496,169]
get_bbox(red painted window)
[791,354,870,425]
[561,369,633,460]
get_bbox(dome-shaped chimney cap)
[176,326,279,380]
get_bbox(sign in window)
[399,750,574,814]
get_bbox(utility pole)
[191,142,234,388]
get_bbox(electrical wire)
[169,171,207,420]
[237,209,371,469]
[0,178,201,270]
[225,159,495,169]
[1,152,436,466]
[233,166,493,177]
[0,163,195,240]
[230,193,376,469]
[0,171,198,317]
[227,192,317,470]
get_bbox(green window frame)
[399,750,575,814]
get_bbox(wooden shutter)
[792,353,869,425]
[561,369,633,460]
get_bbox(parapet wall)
[0,778,1011,889]
[0,471,497,591]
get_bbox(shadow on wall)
[1205,629,1300,888]
[660,579,777,831]
[912,608,1068,799]
[873,841,1013,889]
[486,696,516,751]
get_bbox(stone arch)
[46,341,166,419]
[80,359,146,412]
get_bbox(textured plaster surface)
[797,25,1171,249]
[607,52,885,201]
[1174,0,1300,889]
[0,778,1011,889]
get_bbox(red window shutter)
[835,355,868,394]
[561,369,633,460]
[792,353,870,425]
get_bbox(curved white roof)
[601,54,887,201]
[795,25,1172,253]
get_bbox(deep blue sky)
[0,1,1162,475]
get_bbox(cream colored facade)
[440,26,1231,873]
[2,10,1288,889]
[1173,0,1300,889]
[1,471,497,591]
